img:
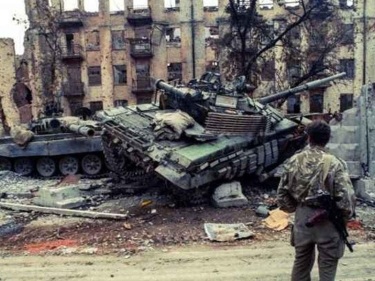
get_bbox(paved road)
[0,241,374,281]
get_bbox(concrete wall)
[0,39,20,129]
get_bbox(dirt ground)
[0,241,374,281]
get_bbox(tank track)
[102,132,209,205]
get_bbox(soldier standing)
[277,120,355,281]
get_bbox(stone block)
[56,198,87,209]
[353,178,375,200]
[211,181,248,208]
[33,186,86,209]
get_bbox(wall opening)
[259,0,273,10]
[133,0,148,9]
[204,0,218,11]
[110,0,125,12]
[340,94,353,112]
[165,0,180,12]
[114,100,128,107]
[86,30,100,51]
[90,101,103,113]
[310,91,324,113]
[287,95,301,114]
[84,0,99,12]
[63,0,79,11]
[88,66,102,86]
[112,30,126,49]
[167,63,182,82]
[113,65,127,85]
[205,26,219,47]
[166,27,181,45]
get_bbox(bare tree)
[220,0,348,90]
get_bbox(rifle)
[304,191,354,252]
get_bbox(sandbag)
[153,110,195,140]
[10,125,34,146]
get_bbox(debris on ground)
[263,208,289,231]
[255,205,270,218]
[211,181,248,208]
[204,223,254,242]
[0,219,24,238]
[0,202,128,220]
[33,185,86,209]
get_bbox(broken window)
[113,65,127,85]
[261,24,274,45]
[133,0,148,9]
[310,91,324,113]
[166,28,181,45]
[285,0,300,8]
[167,63,182,82]
[206,61,219,72]
[340,94,353,112]
[164,0,180,12]
[64,0,79,11]
[137,95,152,104]
[84,0,99,12]
[339,59,355,79]
[88,66,102,86]
[341,24,354,45]
[69,101,83,116]
[90,101,103,113]
[339,0,354,9]
[287,95,301,114]
[261,60,275,81]
[259,0,273,10]
[86,30,100,51]
[287,61,301,82]
[203,0,218,12]
[205,27,219,47]
[287,26,301,45]
[110,0,125,12]
[114,100,128,107]
[112,30,126,50]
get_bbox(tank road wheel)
[36,157,56,177]
[81,154,102,175]
[14,158,33,176]
[59,156,79,175]
[0,157,12,171]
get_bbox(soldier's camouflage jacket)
[277,145,355,218]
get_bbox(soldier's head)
[306,120,331,147]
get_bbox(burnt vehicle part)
[0,118,104,177]
[99,72,345,203]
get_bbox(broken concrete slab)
[354,178,375,201]
[33,186,86,209]
[211,181,248,208]
[204,223,254,242]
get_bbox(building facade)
[16,0,375,121]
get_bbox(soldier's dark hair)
[306,120,331,146]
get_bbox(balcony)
[127,6,152,26]
[63,81,84,97]
[61,44,84,62]
[130,39,153,59]
[58,11,83,28]
[132,76,154,94]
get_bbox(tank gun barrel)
[68,124,95,137]
[155,79,201,99]
[257,72,346,105]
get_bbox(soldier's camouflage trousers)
[291,205,345,281]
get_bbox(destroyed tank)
[98,72,345,203]
[0,117,104,177]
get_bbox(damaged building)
[1,0,375,125]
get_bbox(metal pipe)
[68,124,95,137]
[258,72,346,104]
[191,2,196,78]
[363,0,367,84]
